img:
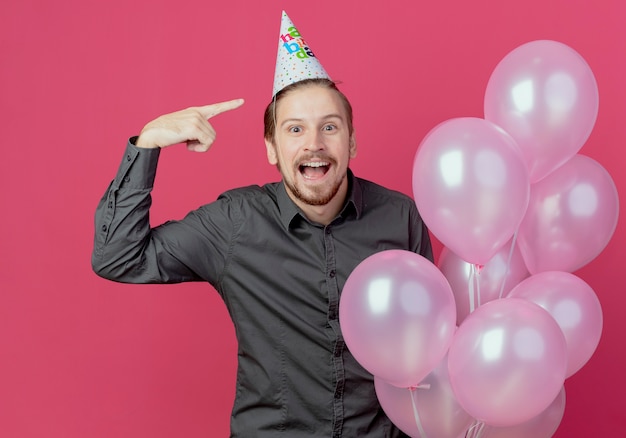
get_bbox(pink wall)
[1,0,624,436]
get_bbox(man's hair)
[263,78,354,143]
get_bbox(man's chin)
[294,183,341,206]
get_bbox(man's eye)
[289,126,302,133]
[323,125,336,131]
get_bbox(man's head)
[264,79,357,222]
[264,78,354,143]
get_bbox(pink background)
[1,0,624,436]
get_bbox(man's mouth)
[299,161,330,180]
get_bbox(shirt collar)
[276,169,363,230]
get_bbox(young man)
[93,12,432,437]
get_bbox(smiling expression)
[265,84,357,221]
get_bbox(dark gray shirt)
[92,140,433,437]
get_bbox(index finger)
[199,98,245,119]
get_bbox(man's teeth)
[302,162,329,168]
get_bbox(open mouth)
[299,161,330,180]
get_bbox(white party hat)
[272,10,330,96]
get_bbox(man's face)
[265,85,357,208]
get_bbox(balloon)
[479,387,566,438]
[508,272,603,377]
[413,117,530,265]
[438,238,530,324]
[517,154,619,274]
[448,298,567,426]
[484,40,599,183]
[375,354,473,438]
[339,250,456,387]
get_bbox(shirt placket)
[324,225,344,438]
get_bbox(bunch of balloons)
[339,40,618,437]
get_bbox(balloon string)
[498,230,518,299]
[474,264,482,309]
[475,421,486,438]
[468,265,475,313]
[465,420,486,438]
[468,264,482,313]
[409,387,428,438]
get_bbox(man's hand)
[136,98,244,152]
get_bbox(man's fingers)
[137,100,243,150]
[198,98,245,119]
[186,140,211,152]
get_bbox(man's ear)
[265,138,278,165]
[349,132,357,158]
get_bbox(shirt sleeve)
[410,202,434,263]
[91,139,214,284]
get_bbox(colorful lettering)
[280,27,316,60]
[287,26,301,38]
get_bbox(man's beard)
[277,160,345,206]
[286,174,344,206]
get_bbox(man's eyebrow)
[280,117,304,128]
[280,114,344,128]
[321,114,344,122]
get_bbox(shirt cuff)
[113,137,161,189]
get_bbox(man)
[93,11,432,437]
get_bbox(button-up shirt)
[92,140,433,437]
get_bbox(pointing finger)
[198,98,245,119]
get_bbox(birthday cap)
[272,10,330,96]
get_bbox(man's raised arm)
[92,99,244,283]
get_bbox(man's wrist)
[135,133,160,149]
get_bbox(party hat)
[272,10,330,96]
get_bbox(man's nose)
[306,130,324,151]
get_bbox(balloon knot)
[408,383,431,391]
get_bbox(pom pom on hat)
[272,10,330,97]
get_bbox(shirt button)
[325,228,331,235]
[329,270,336,278]
[334,390,342,399]
[101,225,107,232]
[126,154,132,161]
[108,201,113,208]
[123,176,130,183]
